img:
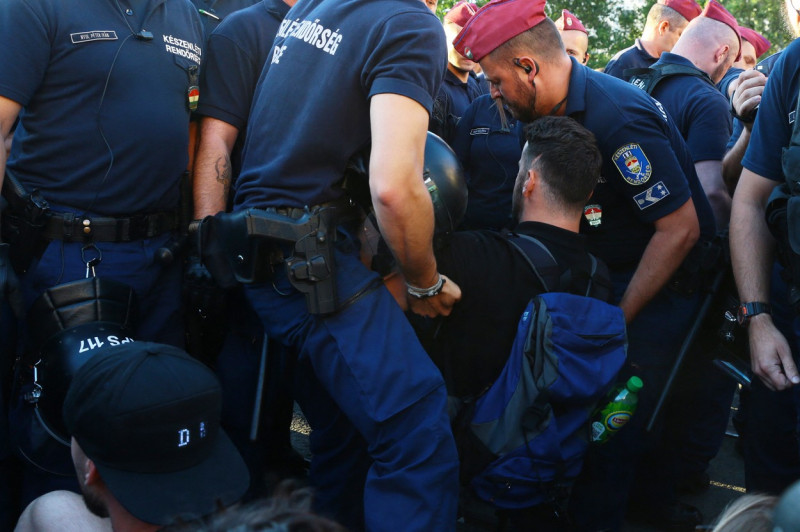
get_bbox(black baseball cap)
[63,342,249,526]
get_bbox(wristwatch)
[736,302,772,326]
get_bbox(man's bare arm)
[695,160,731,227]
[369,93,461,317]
[619,198,699,323]
[193,116,239,219]
[722,129,750,194]
[730,168,800,390]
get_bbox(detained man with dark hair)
[452,0,716,527]
[425,116,607,399]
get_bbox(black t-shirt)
[424,221,609,397]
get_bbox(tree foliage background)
[436,0,795,70]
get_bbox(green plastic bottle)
[591,376,644,444]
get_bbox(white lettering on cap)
[178,428,190,447]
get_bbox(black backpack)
[624,63,714,95]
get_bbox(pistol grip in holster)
[198,208,338,315]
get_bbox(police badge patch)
[584,204,602,227]
[612,143,652,186]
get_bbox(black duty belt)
[41,211,180,243]
[267,197,359,222]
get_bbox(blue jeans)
[244,235,459,532]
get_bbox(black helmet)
[424,132,468,238]
[12,277,137,475]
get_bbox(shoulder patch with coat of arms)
[612,143,652,185]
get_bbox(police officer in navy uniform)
[450,9,591,232]
[0,0,203,519]
[629,0,741,498]
[637,0,740,225]
[451,94,525,230]
[554,9,590,66]
[192,0,302,498]
[453,0,715,528]
[430,1,487,145]
[226,0,460,530]
[730,0,800,496]
[604,0,702,80]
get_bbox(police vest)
[624,63,713,95]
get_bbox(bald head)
[671,16,739,82]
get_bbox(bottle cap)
[626,376,643,392]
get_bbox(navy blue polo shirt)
[430,68,487,144]
[743,39,800,182]
[234,0,447,210]
[565,58,716,268]
[197,0,289,177]
[451,94,526,230]
[0,0,203,215]
[438,68,486,122]
[604,39,658,80]
[649,53,731,163]
[190,0,259,41]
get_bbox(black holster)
[198,205,345,316]
[1,175,51,274]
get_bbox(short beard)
[507,76,541,123]
[82,486,110,519]
[710,58,730,84]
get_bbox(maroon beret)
[700,0,742,61]
[444,1,479,27]
[556,9,588,35]
[658,0,702,21]
[738,26,771,58]
[453,0,547,62]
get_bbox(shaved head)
[671,16,739,82]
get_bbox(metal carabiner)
[81,243,102,278]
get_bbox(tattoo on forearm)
[214,154,232,206]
